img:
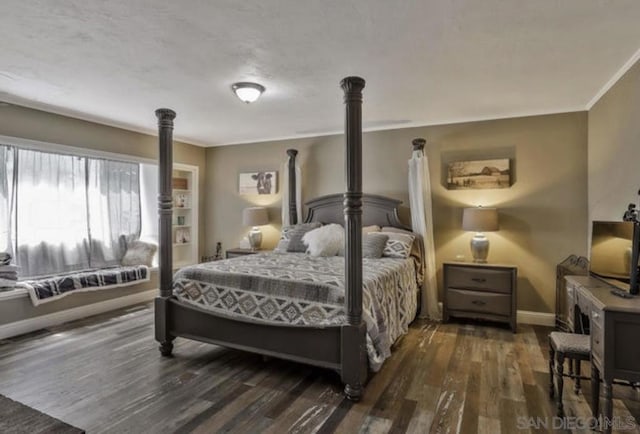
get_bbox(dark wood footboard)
[157,297,342,370]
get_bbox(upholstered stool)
[548,331,591,416]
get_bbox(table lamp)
[243,207,269,250]
[462,207,499,263]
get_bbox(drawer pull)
[471,300,487,306]
[471,278,487,283]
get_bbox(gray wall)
[588,58,640,224]
[0,104,206,324]
[205,112,588,314]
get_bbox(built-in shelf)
[172,164,198,269]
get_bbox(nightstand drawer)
[446,266,513,293]
[447,288,511,316]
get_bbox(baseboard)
[0,289,157,340]
[517,310,555,327]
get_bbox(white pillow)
[121,240,157,266]
[302,224,345,257]
[380,232,415,259]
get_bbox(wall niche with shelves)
[172,163,198,269]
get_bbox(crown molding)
[586,47,640,110]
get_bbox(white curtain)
[87,159,141,268]
[282,155,302,226]
[0,145,16,258]
[16,149,91,277]
[139,163,159,266]
[408,148,441,320]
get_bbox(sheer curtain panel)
[408,145,441,320]
[0,145,16,258]
[87,159,141,267]
[16,149,90,277]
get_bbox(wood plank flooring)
[0,303,639,433]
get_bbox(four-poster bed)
[154,77,422,401]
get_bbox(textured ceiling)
[1,0,640,147]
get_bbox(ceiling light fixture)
[231,82,265,103]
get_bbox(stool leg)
[574,359,581,393]
[555,353,565,416]
[549,344,555,398]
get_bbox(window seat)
[6,266,152,306]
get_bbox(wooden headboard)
[304,193,411,231]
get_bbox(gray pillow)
[362,233,389,258]
[338,233,389,258]
[121,240,157,267]
[285,223,322,253]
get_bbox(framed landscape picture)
[447,158,511,190]
[238,171,278,195]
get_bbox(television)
[590,220,640,294]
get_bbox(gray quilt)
[173,252,418,371]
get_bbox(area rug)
[0,394,85,433]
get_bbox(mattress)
[173,252,418,371]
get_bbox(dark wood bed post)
[412,137,426,152]
[154,108,176,357]
[340,76,367,401]
[286,148,298,225]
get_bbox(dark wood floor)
[0,304,639,434]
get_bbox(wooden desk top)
[566,275,640,314]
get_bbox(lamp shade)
[462,207,498,232]
[242,207,268,226]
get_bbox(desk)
[565,276,640,433]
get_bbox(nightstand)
[225,248,264,259]
[443,262,518,332]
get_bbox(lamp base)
[248,227,262,250]
[470,233,489,263]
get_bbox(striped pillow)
[362,233,389,258]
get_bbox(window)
[0,144,142,278]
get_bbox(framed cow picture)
[238,171,278,195]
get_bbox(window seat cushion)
[18,265,150,306]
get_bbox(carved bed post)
[155,108,176,357]
[340,76,367,401]
[287,148,298,225]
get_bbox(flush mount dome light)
[231,82,265,103]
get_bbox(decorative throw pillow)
[362,233,389,258]
[337,233,389,258]
[121,240,157,267]
[380,232,415,259]
[302,224,345,257]
[382,226,424,283]
[285,222,322,253]
[275,222,321,252]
